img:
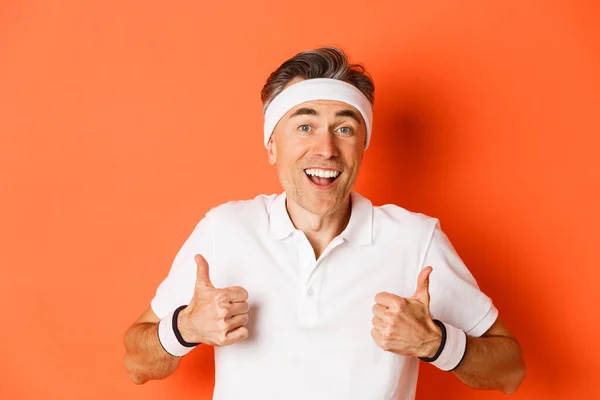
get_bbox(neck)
[285,194,352,259]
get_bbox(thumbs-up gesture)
[176,254,250,347]
[371,266,442,358]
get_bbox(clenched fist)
[176,254,250,347]
[371,266,442,358]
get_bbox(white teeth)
[305,168,340,178]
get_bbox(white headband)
[263,78,373,149]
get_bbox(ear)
[267,137,277,165]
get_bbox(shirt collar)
[268,190,373,245]
[268,191,296,241]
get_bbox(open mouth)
[304,168,342,188]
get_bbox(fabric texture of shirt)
[150,191,498,400]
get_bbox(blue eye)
[299,125,311,132]
[338,127,352,134]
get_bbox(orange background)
[1,0,598,398]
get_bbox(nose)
[313,130,339,159]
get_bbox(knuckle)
[384,318,397,331]
[371,328,381,343]
[379,337,391,349]
[214,292,227,303]
[392,299,404,311]
[217,333,228,346]
[215,289,229,301]
[383,313,396,323]
[239,327,249,340]
[241,313,250,325]
[216,307,228,319]
[383,326,394,338]
[217,319,229,332]
[225,318,236,331]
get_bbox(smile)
[304,168,342,190]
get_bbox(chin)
[284,175,350,216]
[304,190,346,216]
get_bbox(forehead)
[283,99,364,121]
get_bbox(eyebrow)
[289,107,362,124]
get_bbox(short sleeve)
[150,210,216,319]
[422,219,498,337]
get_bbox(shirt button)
[307,288,314,297]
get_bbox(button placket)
[294,234,342,327]
[303,236,344,285]
[297,262,327,327]
[293,233,318,326]
[297,284,319,326]
[294,232,313,281]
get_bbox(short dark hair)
[260,46,375,114]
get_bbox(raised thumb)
[412,266,432,305]
[194,254,214,289]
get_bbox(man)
[123,46,526,399]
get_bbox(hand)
[371,266,442,358]
[177,254,250,347]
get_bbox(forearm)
[452,335,525,394]
[123,322,182,384]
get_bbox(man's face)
[267,80,367,217]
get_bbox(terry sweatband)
[419,319,468,371]
[263,78,373,149]
[157,305,200,357]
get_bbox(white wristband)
[432,322,468,371]
[157,308,197,357]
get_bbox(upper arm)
[423,219,499,337]
[150,211,216,320]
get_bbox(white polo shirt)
[150,191,498,400]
